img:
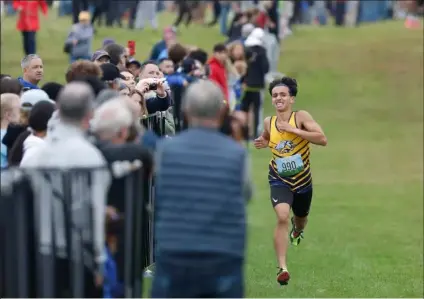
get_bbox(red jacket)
[208,57,229,104]
[13,0,48,32]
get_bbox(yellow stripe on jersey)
[268,112,312,191]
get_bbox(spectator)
[103,43,127,71]
[64,11,94,63]
[65,60,102,83]
[168,43,188,69]
[118,85,130,97]
[18,54,44,90]
[41,82,63,102]
[149,27,177,61]
[126,59,142,79]
[1,93,21,169]
[20,89,55,109]
[0,78,23,96]
[102,38,115,48]
[151,80,251,297]
[91,50,111,66]
[131,61,171,114]
[12,100,55,166]
[208,43,229,105]
[71,75,107,97]
[91,98,153,288]
[100,63,125,90]
[20,82,110,297]
[12,0,48,55]
[134,0,158,30]
[120,71,136,91]
[0,74,11,80]
[242,27,269,139]
[94,89,120,107]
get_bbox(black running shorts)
[270,185,313,217]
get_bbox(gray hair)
[182,80,224,119]
[21,54,41,69]
[91,99,132,139]
[95,89,120,107]
[57,82,94,124]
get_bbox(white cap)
[21,89,55,110]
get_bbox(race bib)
[275,154,304,177]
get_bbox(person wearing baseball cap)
[92,50,111,66]
[100,63,125,90]
[126,58,142,78]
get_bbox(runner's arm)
[292,110,327,146]
[261,116,271,140]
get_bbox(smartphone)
[127,40,136,57]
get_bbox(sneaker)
[289,217,304,246]
[277,268,290,285]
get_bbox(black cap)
[126,58,141,68]
[28,100,55,132]
[100,63,125,82]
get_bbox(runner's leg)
[271,186,293,270]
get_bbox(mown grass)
[1,11,423,297]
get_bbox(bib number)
[275,154,304,177]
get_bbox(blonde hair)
[79,11,91,21]
[0,93,20,122]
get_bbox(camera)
[148,83,157,91]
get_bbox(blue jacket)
[103,247,123,298]
[149,40,167,61]
[154,127,249,259]
[146,93,171,113]
[18,77,39,90]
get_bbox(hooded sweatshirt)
[208,57,229,102]
[20,134,45,166]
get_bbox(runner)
[253,77,327,286]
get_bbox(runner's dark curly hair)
[269,77,298,97]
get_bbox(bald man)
[151,80,252,298]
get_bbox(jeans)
[151,253,244,298]
[58,0,73,16]
[22,31,36,55]
[219,3,230,35]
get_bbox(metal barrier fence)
[141,111,167,137]
[0,165,148,298]
[139,112,168,269]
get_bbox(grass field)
[1,11,423,298]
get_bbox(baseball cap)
[100,63,125,82]
[91,50,111,62]
[28,100,56,132]
[181,58,197,74]
[126,58,141,68]
[102,38,115,48]
[21,89,55,110]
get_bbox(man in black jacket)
[91,99,153,290]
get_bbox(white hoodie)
[20,134,45,166]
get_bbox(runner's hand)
[254,136,268,149]
[277,121,294,133]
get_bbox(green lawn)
[1,12,423,298]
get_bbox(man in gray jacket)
[151,80,252,298]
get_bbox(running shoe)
[277,268,290,285]
[289,217,304,246]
